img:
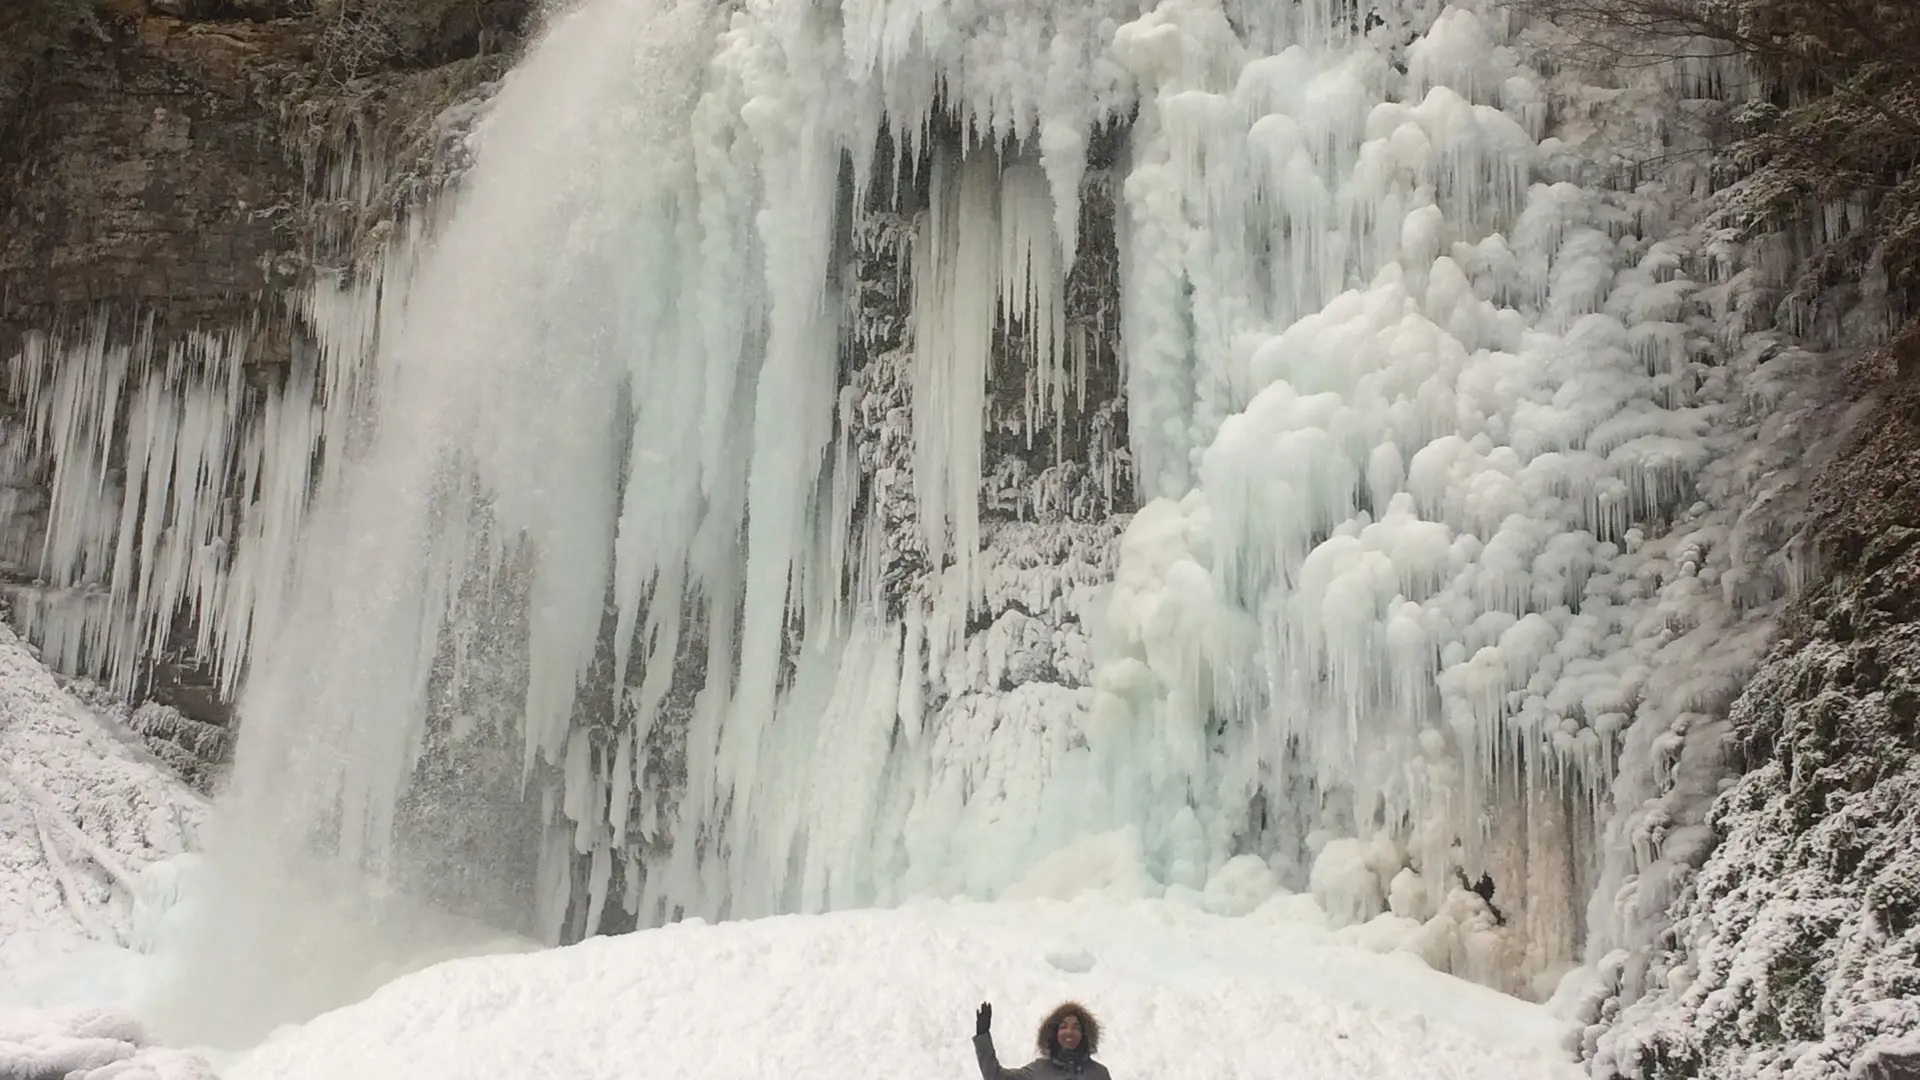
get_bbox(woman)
[972,1000,1112,1079]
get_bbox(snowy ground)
[0,623,1585,1080]
[0,622,219,1078]
[0,622,208,1002]
[229,897,1583,1080]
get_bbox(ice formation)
[0,0,1811,1037]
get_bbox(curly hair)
[1035,1001,1100,1056]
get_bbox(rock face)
[0,5,305,343]
[0,0,534,352]
[1595,366,1920,1079]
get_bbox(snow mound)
[0,1006,218,1080]
[0,624,208,1000]
[230,899,1584,1080]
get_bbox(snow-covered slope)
[0,623,207,1001]
[229,896,1583,1080]
[0,624,220,1079]
[0,1008,218,1080]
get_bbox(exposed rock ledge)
[0,0,535,356]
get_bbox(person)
[973,1000,1112,1079]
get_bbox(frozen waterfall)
[2,0,1813,1045]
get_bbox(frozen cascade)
[0,0,1817,1045]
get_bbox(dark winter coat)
[974,1002,1112,1080]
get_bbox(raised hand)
[975,1001,992,1036]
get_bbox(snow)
[223,895,1585,1080]
[0,623,228,1077]
[0,1008,218,1080]
[0,624,208,1004]
[1585,624,1920,1080]
[1856,1036,1920,1080]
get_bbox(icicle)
[910,144,1000,621]
[611,727,635,849]
[1000,164,1069,449]
[583,842,614,937]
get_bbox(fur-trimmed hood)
[1036,1001,1100,1057]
